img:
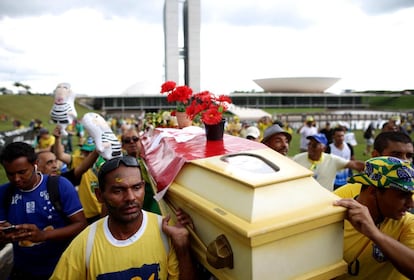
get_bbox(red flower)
[161,81,193,112]
[186,91,232,125]
[160,81,232,125]
[201,107,223,125]
[160,81,176,93]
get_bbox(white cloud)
[0,0,414,96]
[0,8,165,94]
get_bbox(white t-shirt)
[329,143,352,187]
[299,125,318,150]
[292,152,349,191]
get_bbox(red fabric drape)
[141,128,266,192]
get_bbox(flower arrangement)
[186,91,232,125]
[160,81,193,113]
[160,80,232,126]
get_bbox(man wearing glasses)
[334,157,414,279]
[121,128,160,214]
[121,128,142,159]
[51,156,196,279]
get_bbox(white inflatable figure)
[81,112,122,160]
[50,82,77,136]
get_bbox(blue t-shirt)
[0,174,83,277]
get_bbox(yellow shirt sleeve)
[333,183,362,199]
[50,226,88,279]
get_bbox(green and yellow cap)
[349,156,414,193]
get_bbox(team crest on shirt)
[25,201,35,213]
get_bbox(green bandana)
[348,156,414,193]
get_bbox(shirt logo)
[26,201,35,213]
[97,264,160,280]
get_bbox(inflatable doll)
[81,112,122,160]
[50,83,77,136]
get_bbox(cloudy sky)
[0,0,413,96]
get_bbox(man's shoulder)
[0,182,11,193]
[333,183,361,198]
[395,212,414,225]
[383,213,414,238]
[324,153,348,164]
[292,152,307,161]
[145,210,162,220]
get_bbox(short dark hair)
[0,142,36,166]
[98,156,141,191]
[332,126,346,134]
[374,131,412,154]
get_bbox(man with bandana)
[335,131,413,199]
[334,157,414,279]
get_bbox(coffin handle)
[206,234,234,269]
[165,197,234,269]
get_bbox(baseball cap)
[262,124,292,143]
[245,126,260,139]
[306,133,328,145]
[348,156,414,193]
[39,128,49,135]
[306,116,314,122]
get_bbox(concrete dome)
[253,77,340,93]
[121,80,162,96]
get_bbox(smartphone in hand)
[1,225,17,234]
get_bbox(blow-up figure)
[50,82,77,136]
[81,112,122,160]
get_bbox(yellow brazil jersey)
[333,183,362,199]
[336,214,414,280]
[50,211,179,280]
[77,169,101,219]
[37,135,56,149]
[69,153,83,170]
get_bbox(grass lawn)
[0,95,94,132]
[0,94,97,184]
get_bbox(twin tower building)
[164,0,200,93]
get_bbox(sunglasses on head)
[122,136,139,144]
[98,156,140,180]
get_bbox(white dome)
[121,80,163,96]
[253,77,340,93]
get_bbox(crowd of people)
[0,122,196,279]
[0,112,413,279]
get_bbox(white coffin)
[163,148,347,280]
